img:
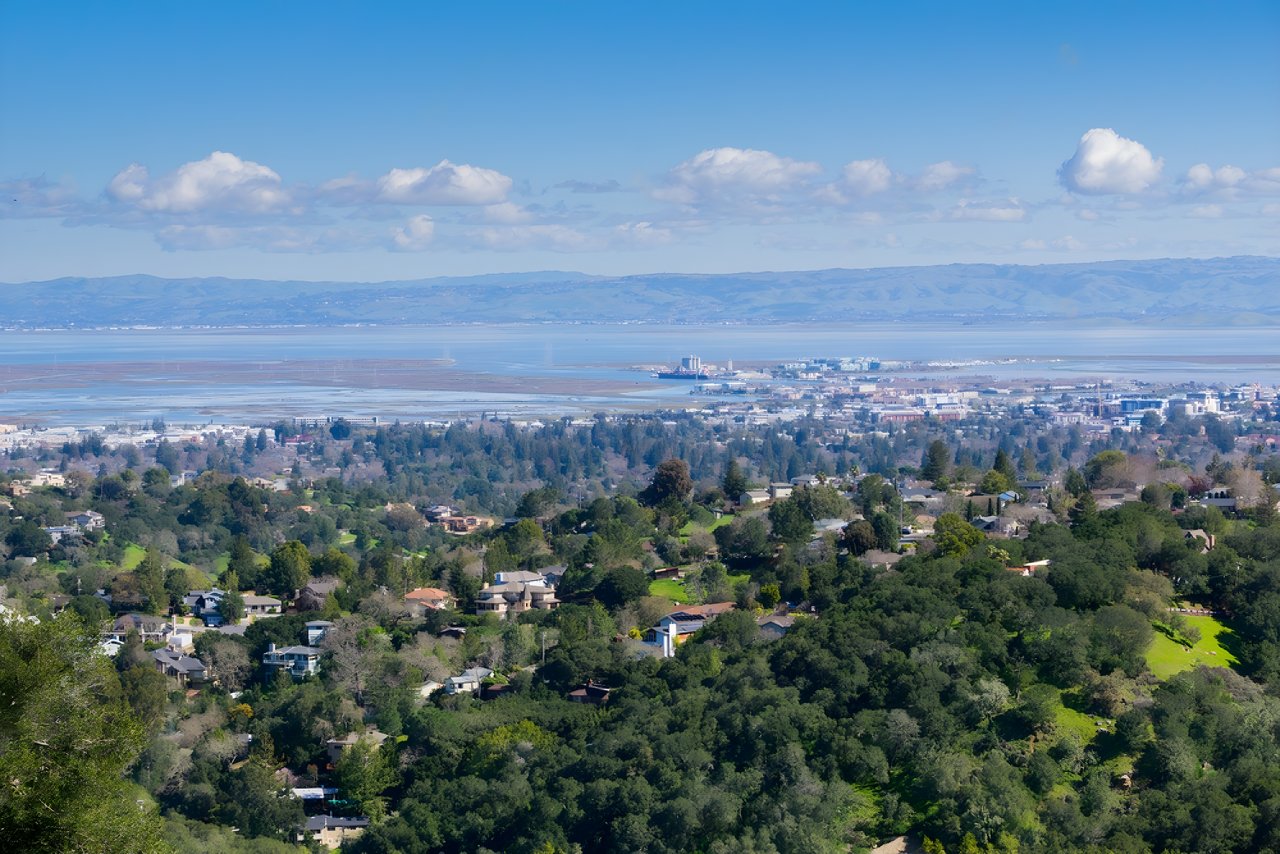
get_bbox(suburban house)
[1199,488,1237,512]
[567,681,612,705]
[297,577,342,611]
[185,588,228,621]
[438,513,495,534]
[305,620,334,645]
[42,525,81,545]
[1184,529,1216,552]
[739,489,771,506]
[403,586,454,616]
[423,504,457,522]
[107,612,171,643]
[99,637,125,657]
[446,666,494,695]
[65,510,105,531]
[475,577,559,618]
[262,643,322,678]
[644,602,736,657]
[325,729,390,766]
[757,614,797,640]
[1092,489,1140,510]
[769,483,794,501]
[242,594,283,617]
[539,564,568,586]
[302,815,370,850]
[152,648,207,685]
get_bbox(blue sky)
[2,1,1277,281]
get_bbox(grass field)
[678,516,732,540]
[649,578,693,603]
[648,571,750,605]
[120,544,147,569]
[1146,614,1238,680]
[1054,689,1102,744]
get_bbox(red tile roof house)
[403,586,454,616]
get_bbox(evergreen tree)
[722,458,749,498]
[921,440,951,483]
[0,614,165,851]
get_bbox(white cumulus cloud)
[107,151,293,213]
[657,147,822,205]
[1181,163,1280,199]
[1059,128,1163,195]
[391,215,436,250]
[374,160,512,205]
[840,158,895,196]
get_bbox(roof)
[271,645,321,656]
[305,815,370,831]
[305,619,334,627]
[327,729,389,748]
[450,666,493,683]
[669,602,735,618]
[243,594,281,606]
[404,586,451,600]
[153,649,205,673]
[493,570,545,584]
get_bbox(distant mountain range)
[3,256,1278,328]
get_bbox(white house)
[305,620,334,646]
[263,643,322,678]
[445,666,493,695]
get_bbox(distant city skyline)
[2,1,1278,282]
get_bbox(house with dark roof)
[643,602,736,657]
[757,614,797,640]
[567,680,612,705]
[152,648,207,685]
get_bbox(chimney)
[267,642,276,654]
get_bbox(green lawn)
[120,544,147,569]
[1146,614,1238,680]
[649,578,693,604]
[678,515,732,538]
[338,532,357,545]
[1054,688,1101,745]
[648,571,751,605]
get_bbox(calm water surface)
[1,322,1277,424]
